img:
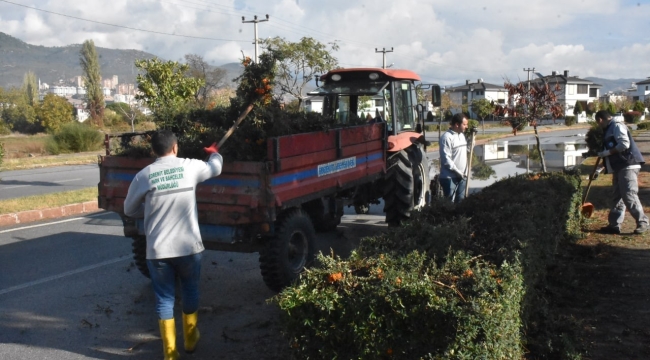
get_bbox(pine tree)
[22,71,39,106]
[80,39,104,127]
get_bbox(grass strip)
[0,187,97,214]
[0,153,100,171]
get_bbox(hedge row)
[274,172,583,359]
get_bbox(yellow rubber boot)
[182,311,201,353]
[158,319,180,360]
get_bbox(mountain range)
[0,32,242,90]
[0,32,645,95]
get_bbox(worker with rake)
[594,110,648,235]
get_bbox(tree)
[37,93,75,133]
[439,92,458,138]
[494,80,563,173]
[0,87,40,133]
[262,36,339,108]
[470,99,494,134]
[135,58,204,129]
[184,54,228,108]
[80,39,104,127]
[22,71,39,107]
[573,100,583,117]
[606,101,617,115]
[613,97,632,112]
[106,102,145,132]
[586,101,600,117]
[632,100,645,113]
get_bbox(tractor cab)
[309,68,440,138]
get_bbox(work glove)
[591,167,604,180]
[203,142,219,155]
[597,150,610,158]
[454,170,467,180]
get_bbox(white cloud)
[0,0,649,85]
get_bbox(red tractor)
[310,68,441,226]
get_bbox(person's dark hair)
[151,130,177,156]
[595,110,611,122]
[450,113,467,126]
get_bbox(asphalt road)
[0,204,387,360]
[0,164,100,200]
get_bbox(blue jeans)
[440,177,467,203]
[147,252,202,320]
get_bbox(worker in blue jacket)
[594,110,648,235]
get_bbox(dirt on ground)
[546,130,650,359]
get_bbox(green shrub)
[45,122,103,154]
[275,172,583,359]
[623,111,642,124]
[424,124,449,132]
[636,121,650,130]
[0,121,10,135]
[277,250,523,360]
[0,141,4,168]
[564,116,576,126]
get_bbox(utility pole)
[523,67,535,173]
[523,67,535,90]
[242,14,269,63]
[375,47,393,69]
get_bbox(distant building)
[475,141,509,161]
[444,79,508,119]
[302,96,323,113]
[116,83,136,95]
[629,77,650,103]
[529,70,601,122]
[113,94,136,104]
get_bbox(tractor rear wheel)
[131,236,150,278]
[259,209,316,292]
[383,146,429,227]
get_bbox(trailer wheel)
[131,236,150,278]
[259,209,316,292]
[383,146,429,227]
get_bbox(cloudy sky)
[1,0,649,86]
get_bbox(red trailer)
[98,68,441,291]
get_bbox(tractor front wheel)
[383,146,430,227]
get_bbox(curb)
[0,200,100,227]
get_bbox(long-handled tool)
[464,129,477,198]
[217,104,255,148]
[581,157,601,218]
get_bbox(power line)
[0,0,249,42]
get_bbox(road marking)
[2,178,83,189]
[53,178,83,183]
[2,185,29,189]
[0,255,130,296]
[0,212,107,235]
